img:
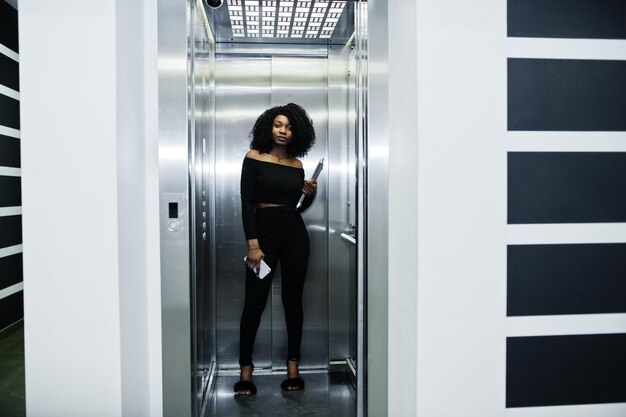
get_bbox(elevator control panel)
[168,202,178,218]
[167,202,180,232]
[161,193,186,240]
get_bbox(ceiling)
[204,0,356,45]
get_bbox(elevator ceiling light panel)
[227,0,346,39]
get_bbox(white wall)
[386,0,418,416]
[404,1,626,417]
[19,0,162,415]
[116,0,161,415]
[20,1,122,415]
[414,1,507,415]
[143,0,164,415]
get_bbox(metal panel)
[216,43,327,57]
[214,57,273,368]
[190,5,216,414]
[347,44,358,363]
[159,0,216,415]
[359,0,390,415]
[328,43,354,362]
[270,56,329,370]
[158,0,192,414]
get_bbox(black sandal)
[281,359,305,392]
[234,364,256,396]
[234,380,257,396]
[281,377,305,391]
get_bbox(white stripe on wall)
[4,0,18,10]
[0,125,20,138]
[0,281,22,301]
[0,44,19,62]
[0,167,20,176]
[507,313,626,337]
[506,402,626,417]
[0,244,22,259]
[0,206,21,217]
[508,38,626,61]
[0,84,19,100]
[507,224,626,245]
[507,132,626,152]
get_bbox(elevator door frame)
[157,0,389,416]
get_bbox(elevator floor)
[207,372,356,417]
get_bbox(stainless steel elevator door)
[214,54,329,370]
[214,57,273,368]
[270,56,328,371]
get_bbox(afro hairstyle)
[249,103,315,158]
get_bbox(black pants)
[239,206,310,367]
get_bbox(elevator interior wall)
[189,10,217,416]
[212,50,332,371]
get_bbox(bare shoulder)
[292,159,304,168]
[245,149,261,160]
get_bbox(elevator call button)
[167,220,180,232]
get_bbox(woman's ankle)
[240,364,253,381]
[286,359,299,378]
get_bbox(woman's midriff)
[255,203,285,209]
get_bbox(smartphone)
[243,257,272,279]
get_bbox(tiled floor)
[0,322,26,417]
[207,372,356,417]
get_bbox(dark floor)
[208,372,356,417]
[0,325,355,417]
[0,321,26,417]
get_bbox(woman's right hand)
[246,247,265,273]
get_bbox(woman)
[234,103,318,396]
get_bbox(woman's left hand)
[302,179,317,196]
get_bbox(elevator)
[158,1,371,416]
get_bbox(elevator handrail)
[340,232,356,245]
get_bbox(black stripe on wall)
[508,0,626,40]
[0,1,19,53]
[0,215,21,248]
[508,152,626,224]
[508,58,626,131]
[0,253,22,290]
[507,333,626,408]
[508,243,626,316]
[0,52,19,91]
[0,176,21,207]
[0,93,19,129]
[0,135,20,168]
[0,291,23,331]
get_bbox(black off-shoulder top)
[240,157,314,240]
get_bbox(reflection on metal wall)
[190,5,216,413]
[328,43,355,363]
[214,57,273,367]
[158,0,193,413]
[213,52,330,370]
[271,56,329,370]
[159,0,217,415]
